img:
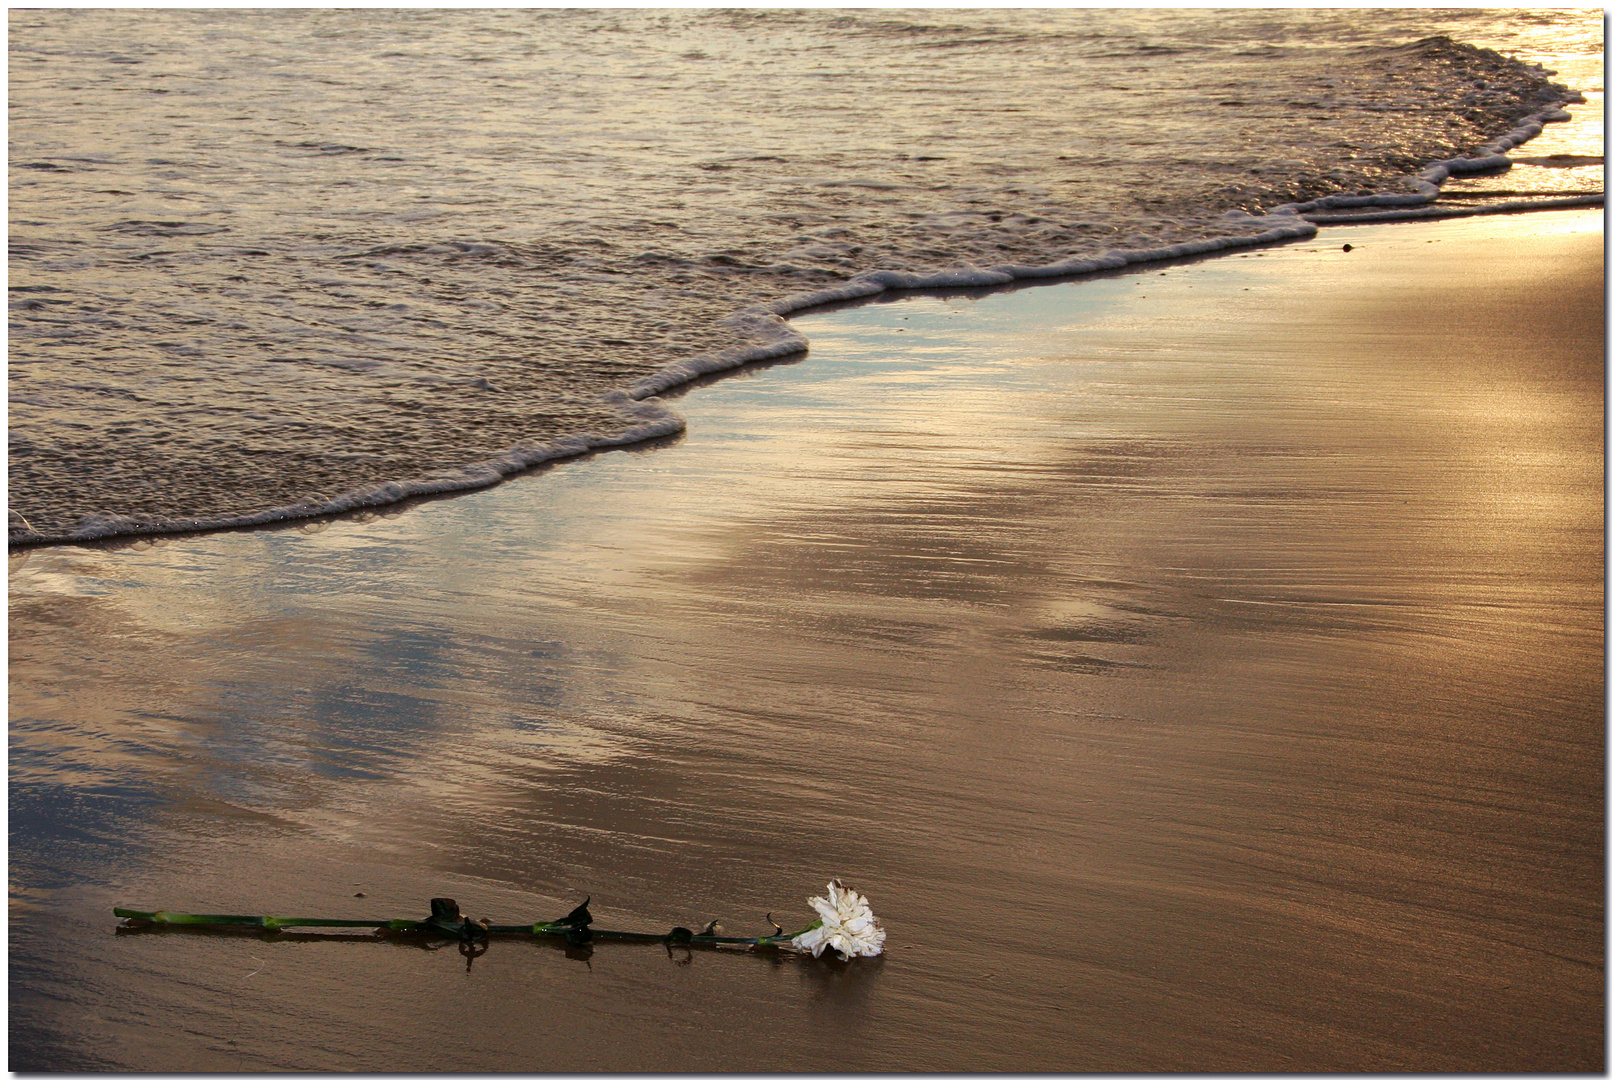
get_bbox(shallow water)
[10,209,1602,1071]
[8,8,1600,540]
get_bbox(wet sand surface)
[9,209,1603,1072]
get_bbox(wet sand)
[8,209,1603,1071]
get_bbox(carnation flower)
[791,879,885,959]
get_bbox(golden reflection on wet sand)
[9,210,1603,1071]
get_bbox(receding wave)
[7,10,1595,544]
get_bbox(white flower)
[792,879,886,959]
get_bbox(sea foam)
[8,10,1598,544]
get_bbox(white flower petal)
[794,881,885,959]
[792,925,829,957]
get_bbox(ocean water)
[7,7,1600,543]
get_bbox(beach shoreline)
[9,191,1603,554]
[11,206,1603,1071]
[8,8,1601,547]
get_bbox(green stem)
[758,918,821,946]
[483,923,816,945]
[113,909,399,931]
[115,908,822,947]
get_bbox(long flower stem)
[115,907,817,947]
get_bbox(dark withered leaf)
[668,926,693,944]
[557,897,593,927]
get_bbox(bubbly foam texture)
[8,9,1597,543]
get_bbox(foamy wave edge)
[15,101,1586,547]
